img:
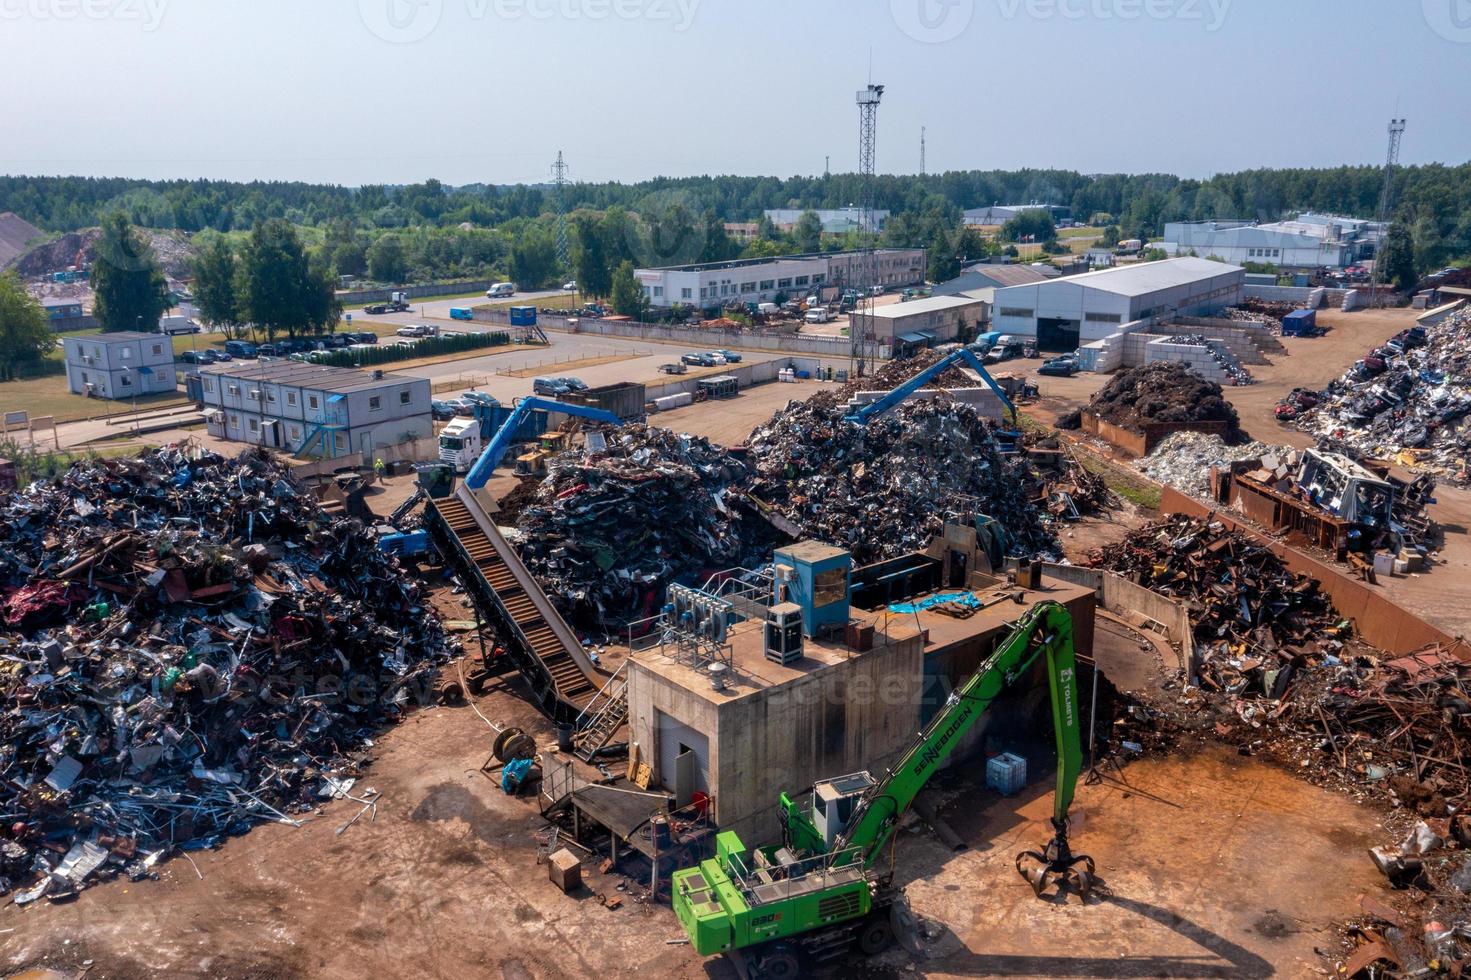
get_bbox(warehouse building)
[1161,221,1349,269]
[763,207,890,234]
[850,294,987,352]
[635,248,925,310]
[198,361,431,457]
[932,262,1051,297]
[62,331,177,399]
[990,257,1245,351]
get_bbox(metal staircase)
[426,487,600,720]
[573,663,628,761]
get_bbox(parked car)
[533,377,572,396]
[462,391,498,409]
[560,377,588,393]
[681,352,716,367]
[431,400,458,421]
[1037,355,1079,377]
[984,342,1027,365]
[706,352,728,365]
[448,398,476,416]
[224,340,258,358]
[714,349,742,363]
[804,308,831,324]
[562,280,577,291]
[179,350,206,364]
[213,351,233,362]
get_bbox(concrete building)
[850,293,987,350]
[624,544,1096,843]
[62,331,177,399]
[932,262,1051,297]
[198,361,431,457]
[723,222,759,243]
[763,208,889,234]
[990,257,1245,351]
[1161,221,1349,269]
[635,249,925,310]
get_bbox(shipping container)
[508,305,537,327]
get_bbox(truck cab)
[438,417,484,473]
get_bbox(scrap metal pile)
[1283,308,1471,482]
[0,447,451,901]
[747,397,1060,565]
[1058,362,1242,434]
[514,426,767,627]
[1137,431,1276,497]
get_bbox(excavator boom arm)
[464,396,620,489]
[833,600,1082,867]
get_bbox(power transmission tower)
[1370,118,1406,307]
[853,82,884,378]
[920,127,926,177]
[552,151,571,283]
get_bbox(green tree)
[332,240,368,278]
[239,219,340,342]
[0,272,53,381]
[793,210,823,253]
[573,214,612,298]
[367,234,408,283]
[1000,208,1057,246]
[192,237,243,338]
[927,228,961,283]
[91,212,169,333]
[510,226,558,289]
[1380,222,1418,290]
[609,260,644,318]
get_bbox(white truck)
[438,417,484,473]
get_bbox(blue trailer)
[508,305,538,327]
[1282,309,1318,337]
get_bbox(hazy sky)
[2,0,1468,186]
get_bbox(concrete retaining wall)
[1040,563,1193,673]
[490,310,859,359]
[1242,284,1351,306]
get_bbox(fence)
[491,347,653,377]
[337,279,500,305]
[477,308,861,359]
[311,331,512,368]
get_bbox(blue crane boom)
[464,395,621,490]
[844,346,1016,423]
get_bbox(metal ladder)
[574,663,628,762]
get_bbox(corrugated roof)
[959,263,1051,287]
[65,331,159,342]
[199,361,424,393]
[1010,257,1243,298]
[857,294,983,319]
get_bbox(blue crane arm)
[464,396,621,489]
[845,347,1016,423]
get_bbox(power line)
[853,82,883,379]
[1370,118,1406,307]
[920,126,926,177]
[551,150,571,280]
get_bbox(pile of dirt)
[0,212,44,270]
[12,226,196,280]
[1059,362,1241,435]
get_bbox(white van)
[486,282,516,299]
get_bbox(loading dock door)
[1037,317,1081,353]
[656,711,709,806]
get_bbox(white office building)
[198,361,432,458]
[989,257,1245,351]
[1161,221,1349,269]
[636,249,925,310]
[62,332,177,399]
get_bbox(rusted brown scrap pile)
[1058,362,1242,434]
[1090,515,1471,801]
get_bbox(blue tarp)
[888,592,982,614]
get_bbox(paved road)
[345,288,575,331]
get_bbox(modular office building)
[62,331,177,399]
[989,257,1245,352]
[635,248,925,310]
[198,361,432,457]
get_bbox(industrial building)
[622,539,1097,841]
[1160,221,1350,269]
[963,204,1069,226]
[635,248,925,310]
[62,331,177,399]
[197,361,432,457]
[989,257,1245,351]
[932,262,1051,297]
[849,294,987,351]
[763,208,890,235]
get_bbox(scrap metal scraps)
[0,446,452,900]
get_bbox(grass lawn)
[0,376,190,424]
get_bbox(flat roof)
[856,294,982,318]
[640,247,922,274]
[1006,257,1243,298]
[198,361,424,393]
[65,331,157,342]
[630,575,1095,704]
